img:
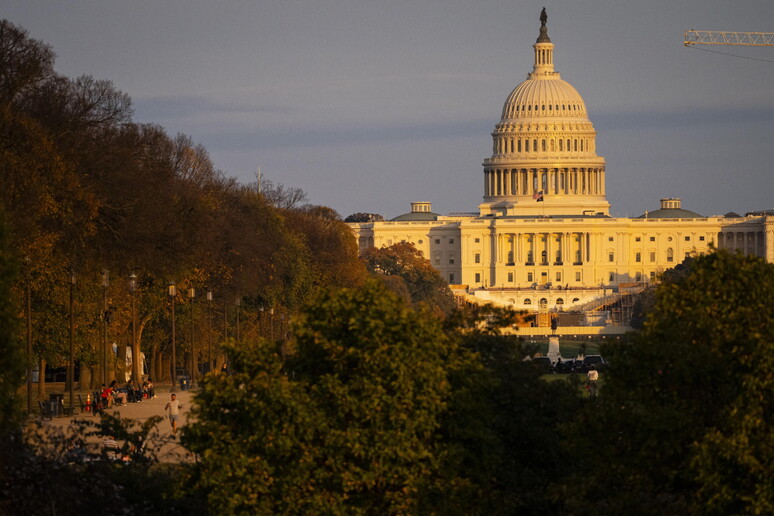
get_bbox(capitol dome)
[500,78,588,121]
[480,10,610,218]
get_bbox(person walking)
[165,393,182,435]
[587,366,599,397]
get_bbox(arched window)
[542,139,546,152]
[539,298,548,309]
[518,140,522,152]
[556,298,564,305]
[525,140,530,152]
[559,139,563,151]
[524,298,532,305]
[572,298,580,303]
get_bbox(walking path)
[26,384,197,463]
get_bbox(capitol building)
[349,13,774,318]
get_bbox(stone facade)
[349,14,773,312]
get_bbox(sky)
[6,0,774,219]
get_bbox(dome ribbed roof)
[501,79,587,120]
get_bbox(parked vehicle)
[579,355,606,373]
[555,358,580,374]
[531,356,554,374]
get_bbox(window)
[650,271,656,281]
[474,238,480,243]
[541,250,547,264]
[556,298,564,306]
[539,298,548,309]
[508,272,514,282]
[434,254,441,265]
[527,272,534,282]
[555,272,562,282]
[449,239,454,244]
[635,252,641,263]
[608,252,614,262]
[650,236,656,242]
[609,272,616,282]
[635,236,641,242]
[636,272,642,282]
[449,255,455,265]
[507,251,514,263]
[650,251,656,262]
[435,239,440,244]
[417,239,423,244]
[699,236,705,241]
[575,271,581,282]
[572,298,580,303]
[608,236,614,242]
[475,273,481,283]
[685,236,691,242]
[666,248,674,262]
[474,253,481,264]
[449,273,455,283]
[524,298,532,305]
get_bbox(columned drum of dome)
[480,12,610,218]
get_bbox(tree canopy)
[558,250,774,515]
[184,279,452,514]
[361,242,455,315]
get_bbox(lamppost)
[25,258,32,415]
[235,296,241,343]
[206,289,213,374]
[129,272,139,383]
[169,282,177,391]
[68,269,76,413]
[101,270,109,386]
[189,287,195,383]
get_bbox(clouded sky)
[6,1,774,218]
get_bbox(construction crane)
[684,30,774,47]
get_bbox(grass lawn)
[522,338,601,359]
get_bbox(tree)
[0,206,23,436]
[361,242,455,314]
[344,212,384,223]
[183,280,452,514]
[0,20,54,110]
[424,305,580,515]
[557,250,774,515]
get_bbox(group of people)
[100,379,156,407]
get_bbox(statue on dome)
[540,7,547,26]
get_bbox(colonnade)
[718,230,765,257]
[495,231,591,265]
[493,135,593,155]
[484,167,605,197]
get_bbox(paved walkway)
[26,384,197,463]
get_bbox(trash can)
[49,393,64,417]
[179,377,189,391]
